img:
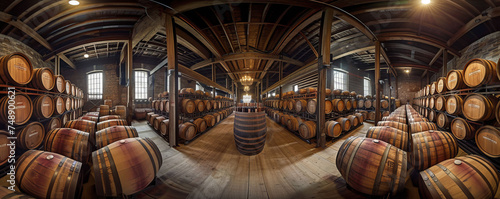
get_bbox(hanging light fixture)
[240,75,253,86]
[69,0,80,5]
[244,86,250,91]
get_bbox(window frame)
[364,77,371,96]
[333,69,348,91]
[134,70,149,100]
[87,70,103,100]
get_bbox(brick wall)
[396,74,422,105]
[0,34,53,70]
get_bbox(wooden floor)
[134,115,420,199]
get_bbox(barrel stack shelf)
[356,96,396,122]
[413,82,500,172]
[148,88,235,145]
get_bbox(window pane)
[88,72,103,99]
[135,71,148,100]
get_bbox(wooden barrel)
[305,87,317,93]
[0,185,35,198]
[324,100,333,114]
[193,118,207,133]
[475,126,500,158]
[32,94,54,119]
[162,100,169,112]
[44,117,62,133]
[44,128,90,163]
[306,99,317,114]
[299,121,316,139]
[351,99,357,109]
[104,99,112,107]
[446,70,467,90]
[97,119,127,131]
[16,122,44,150]
[99,115,121,122]
[344,99,352,111]
[280,114,290,126]
[411,130,458,170]
[355,113,364,123]
[294,99,307,113]
[366,126,408,151]
[62,112,70,126]
[233,111,266,155]
[0,93,33,126]
[364,100,372,108]
[52,75,65,93]
[203,115,216,127]
[64,119,96,138]
[445,94,463,115]
[193,99,205,113]
[0,130,9,166]
[347,115,359,127]
[331,99,345,112]
[179,122,197,140]
[99,105,109,116]
[179,88,194,94]
[195,90,204,96]
[53,96,65,115]
[463,58,499,87]
[382,116,406,123]
[115,105,127,120]
[29,67,55,90]
[436,77,447,93]
[154,116,166,130]
[430,81,437,95]
[326,120,342,137]
[436,112,450,129]
[418,155,499,199]
[0,53,34,86]
[66,98,73,111]
[336,137,407,196]
[376,121,408,132]
[287,99,295,111]
[410,122,437,133]
[336,117,351,132]
[325,88,332,95]
[427,109,436,122]
[435,95,446,111]
[462,94,498,121]
[213,113,221,123]
[95,126,138,148]
[203,100,211,111]
[16,150,83,199]
[381,100,389,109]
[428,97,435,109]
[408,117,429,123]
[286,116,300,132]
[65,80,72,95]
[160,119,169,136]
[368,111,376,120]
[93,137,162,196]
[181,99,196,114]
[450,117,478,140]
[79,115,98,122]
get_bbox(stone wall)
[0,34,53,70]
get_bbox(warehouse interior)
[0,0,499,198]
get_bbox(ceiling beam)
[168,0,319,14]
[0,12,52,50]
[43,37,129,61]
[299,32,319,58]
[392,64,439,72]
[58,54,76,69]
[262,60,317,93]
[428,48,444,66]
[190,52,303,70]
[377,32,461,57]
[331,46,374,61]
[421,70,428,78]
[178,65,233,94]
[447,7,500,46]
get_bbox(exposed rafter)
[190,52,303,70]
[377,32,461,57]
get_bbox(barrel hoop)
[70,130,79,160]
[441,132,456,160]
[337,136,356,169]
[423,134,432,170]
[136,138,158,177]
[345,137,364,182]
[234,126,267,133]
[143,137,163,168]
[46,157,67,199]
[426,169,452,199]
[391,128,398,148]
[398,152,408,193]
[97,149,111,196]
[104,146,122,196]
[458,158,494,194]
[45,129,56,152]
[414,134,424,169]
[436,164,473,199]
[467,155,499,186]
[389,146,399,191]
[373,144,391,195]
[17,150,43,187]
[63,160,77,199]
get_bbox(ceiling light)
[69,0,79,5]
[421,0,430,5]
[405,69,410,73]
[84,53,89,58]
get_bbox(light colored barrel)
[475,126,500,158]
[326,120,342,137]
[97,119,127,131]
[0,93,33,126]
[332,99,345,112]
[306,99,317,114]
[436,112,450,129]
[299,121,316,139]
[179,122,197,140]
[463,58,499,87]
[32,95,54,119]
[446,70,467,90]
[29,67,55,90]
[446,94,463,115]
[462,94,498,121]
[44,128,90,163]
[0,53,33,86]
[336,117,351,132]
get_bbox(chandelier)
[244,86,250,91]
[240,75,253,86]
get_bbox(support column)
[279,61,283,100]
[166,13,179,147]
[316,8,333,148]
[374,41,381,124]
[55,55,60,75]
[127,39,133,124]
[212,63,216,98]
[388,73,392,113]
[442,50,448,75]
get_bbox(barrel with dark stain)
[96,119,128,131]
[336,137,407,196]
[0,93,33,126]
[234,111,267,155]
[16,150,83,199]
[366,126,408,151]
[411,130,458,170]
[17,122,45,150]
[93,137,162,196]
[377,121,408,132]
[44,128,90,163]
[95,126,139,148]
[419,155,499,199]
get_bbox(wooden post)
[395,75,398,99]
[127,39,133,124]
[442,50,448,76]
[374,41,381,124]
[388,72,392,113]
[166,13,179,147]
[279,61,283,100]
[212,63,216,99]
[55,55,60,75]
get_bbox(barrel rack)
[413,84,500,172]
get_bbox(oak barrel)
[0,93,33,126]
[382,116,406,123]
[355,113,364,123]
[325,100,333,114]
[32,94,54,119]
[419,155,499,199]
[347,115,359,127]
[344,99,352,111]
[381,100,389,109]
[52,75,65,93]
[179,122,197,140]
[364,100,372,108]
[234,111,267,155]
[336,117,351,132]
[446,70,466,90]
[193,118,207,133]
[181,99,196,114]
[326,120,342,138]
[97,119,127,131]
[436,77,447,93]
[53,96,65,115]
[410,122,437,133]
[0,131,9,166]
[336,137,407,196]
[29,67,55,90]
[115,105,127,120]
[411,130,458,170]
[366,126,408,151]
[377,121,408,132]
[203,115,216,127]
[462,93,498,121]
[64,119,96,134]
[331,99,345,112]
[17,122,44,150]
[64,98,72,111]
[463,58,499,87]
[65,80,72,95]
[450,117,478,140]
[44,128,90,163]
[99,105,109,116]
[435,95,446,111]
[286,116,300,132]
[92,137,162,196]
[299,121,316,139]
[194,99,205,112]
[44,117,62,133]
[180,88,195,94]
[357,99,364,108]
[154,116,166,131]
[0,53,33,86]
[95,126,138,148]
[16,150,83,199]
[445,94,463,115]
[159,119,169,136]
[475,126,500,158]
[436,112,450,129]
[99,115,121,122]
[295,99,307,113]
[306,99,316,114]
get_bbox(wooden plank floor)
[134,115,421,199]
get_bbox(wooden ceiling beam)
[331,46,374,61]
[392,64,439,72]
[447,7,500,46]
[3,0,22,13]
[377,32,461,57]
[299,32,318,58]
[58,54,76,69]
[229,4,243,52]
[168,0,319,14]
[428,48,444,66]
[256,3,270,50]
[190,52,303,70]
[263,6,292,50]
[0,12,53,51]
[43,37,129,61]
[364,18,454,37]
[211,7,235,53]
[262,60,317,93]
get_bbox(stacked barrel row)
[336,104,499,198]
[10,112,162,198]
[266,108,365,140]
[151,88,233,114]
[147,108,234,142]
[0,53,85,169]
[413,58,500,159]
